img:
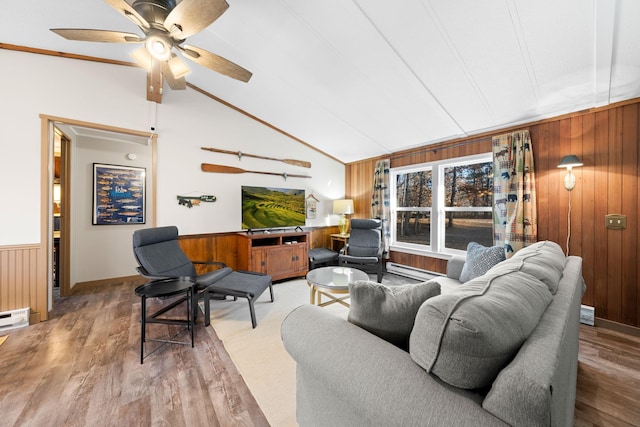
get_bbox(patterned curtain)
[371,159,391,257]
[492,129,537,258]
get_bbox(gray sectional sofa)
[281,241,585,426]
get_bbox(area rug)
[205,273,422,427]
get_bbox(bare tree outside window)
[444,162,493,249]
[395,170,431,246]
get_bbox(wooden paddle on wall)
[201,147,311,168]
[201,163,311,180]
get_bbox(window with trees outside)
[390,153,493,255]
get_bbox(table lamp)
[333,199,354,236]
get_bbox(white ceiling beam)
[505,0,540,103]
[594,0,616,107]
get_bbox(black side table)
[135,277,197,364]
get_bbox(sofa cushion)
[409,270,553,389]
[506,240,566,294]
[459,242,506,283]
[348,280,441,349]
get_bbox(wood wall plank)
[607,108,624,323]
[0,245,43,320]
[594,110,610,318]
[621,104,638,325]
[580,113,596,307]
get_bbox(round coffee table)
[306,266,369,307]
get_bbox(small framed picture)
[93,163,146,225]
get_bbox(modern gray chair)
[132,226,273,328]
[338,218,384,282]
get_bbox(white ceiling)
[3,0,640,163]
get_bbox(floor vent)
[580,305,595,326]
[0,307,30,332]
[386,263,440,281]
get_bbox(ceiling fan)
[51,0,252,102]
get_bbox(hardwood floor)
[1,279,639,426]
[575,325,640,426]
[0,279,269,427]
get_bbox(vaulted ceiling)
[3,0,640,162]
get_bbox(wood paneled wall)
[346,98,640,329]
[0,244,46,323]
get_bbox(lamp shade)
[558,155,583,169]
[333,199,354,215]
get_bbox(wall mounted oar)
[201,147,311,168]
[201,163,311,180]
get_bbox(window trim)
[390,152,493,258]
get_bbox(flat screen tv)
[241,186,306,230]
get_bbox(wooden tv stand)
[236,231,309,281]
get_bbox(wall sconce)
[557,155,583,191]
[333,199,354,236]
[557,155,583,255]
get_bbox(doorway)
[43,116,157,315]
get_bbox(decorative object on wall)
[93,163,145,225]
[306,193,319,219]
[177,194,217,208]
[201,163,311,180]
[557,155,583,255]
[201,147,311,168]
[492,129,537,257]
[333,199,354,236]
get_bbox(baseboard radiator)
[580,304,595,326]
[386,262,441,281]
[0,307,30,332]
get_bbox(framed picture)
[93,163,146,225]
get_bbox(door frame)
[40,114,157,315]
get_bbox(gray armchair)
[132,226,273,328]
[338,219,384,282]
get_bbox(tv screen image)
[241,186,306,230]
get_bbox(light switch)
[605,214,626,229]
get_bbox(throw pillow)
[348,280,441,349]
[409,270,553,389]
[459,242,506,283]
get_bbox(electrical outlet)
[605,214,626,229]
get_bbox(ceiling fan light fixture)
[131,47,153,71]
[145,33,172,61]
[168,55,190,79]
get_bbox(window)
[391,153,493,255]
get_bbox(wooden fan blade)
[181,44,252,82]
[103,0,150,30]
[162,60,187,90]
[50,28,142,43]
[164,0,229,40]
